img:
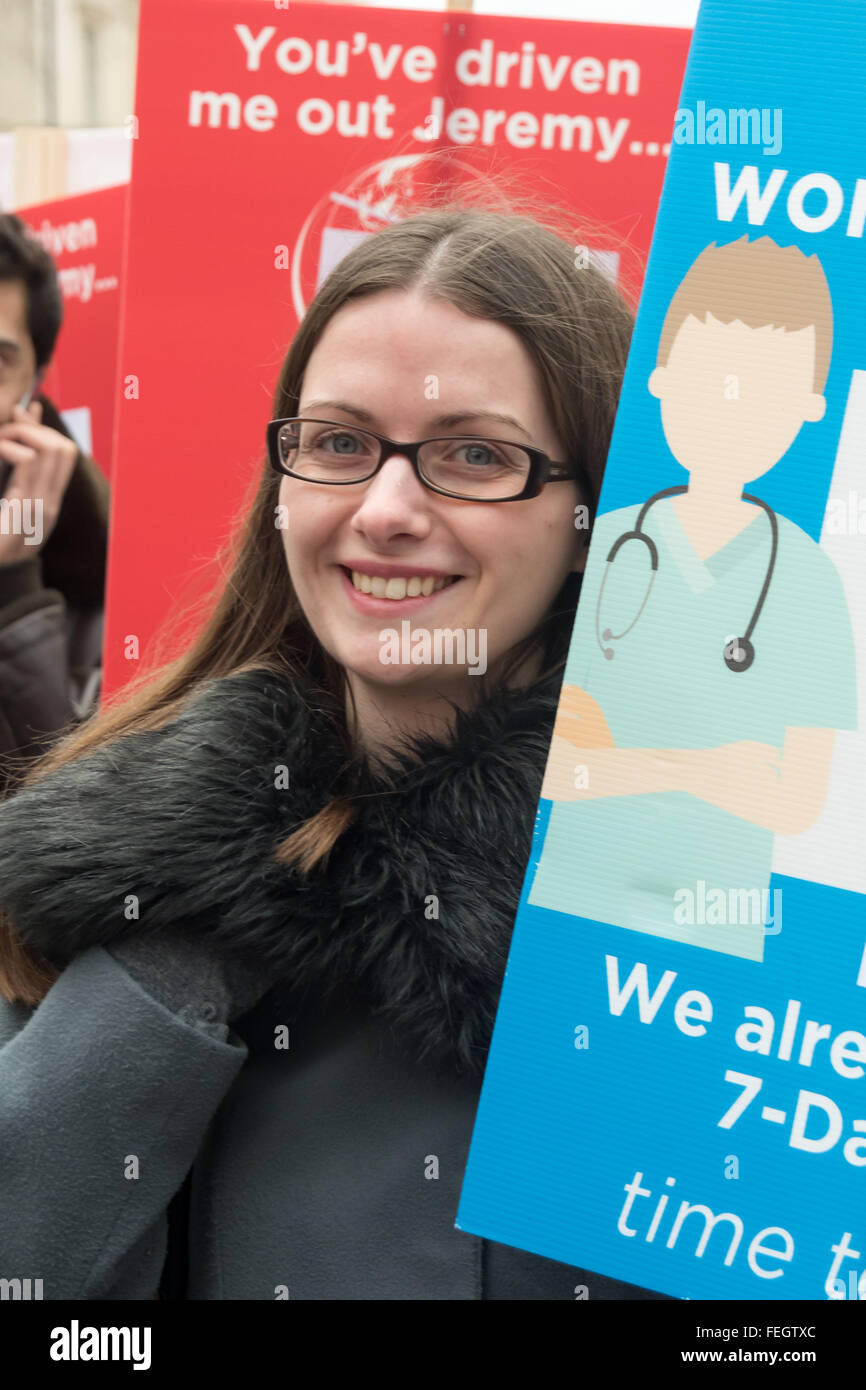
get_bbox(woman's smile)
[337,560,464,615]
[281,291,583,709]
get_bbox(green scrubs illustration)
[530,235,858,961]
[529,498,858,959]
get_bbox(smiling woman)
[273,286,593,748]
[0,204,660,1302]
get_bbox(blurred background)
[0,0,697,209]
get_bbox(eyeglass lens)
[278,419,533,500]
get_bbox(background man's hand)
[0,400,78,565]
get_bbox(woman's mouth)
[337,566,463,611]
[346,568,460,599]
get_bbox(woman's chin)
[342,654,480,692]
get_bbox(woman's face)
[279,288,584,697]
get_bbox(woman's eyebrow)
[299,399,373,420]
[299,399,531,438]
[431,410,531,438]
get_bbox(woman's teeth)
[350,570,458,599]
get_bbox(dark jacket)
[0,396,108,796]
[0,665,671,1300]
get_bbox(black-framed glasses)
[266,417,595,506]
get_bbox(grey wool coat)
[0,666,671,1301]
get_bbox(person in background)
[0,213,109,795]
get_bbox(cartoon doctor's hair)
[656,235,833,391]
[0,203,634,1005]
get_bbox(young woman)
[0,206,668,1300]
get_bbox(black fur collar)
[0,666,561,1075]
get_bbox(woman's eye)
[454,442,498,468]
[319,431,363,454]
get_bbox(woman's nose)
[356,453,431,506]
[349,454,434,540]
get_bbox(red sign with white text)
[19,183,127,480]
[104,0,689,695]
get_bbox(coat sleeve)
[0,945,248,1300]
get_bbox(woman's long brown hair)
[0,196,634,1005]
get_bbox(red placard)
[104,0,689,695]
[18,183,128,480]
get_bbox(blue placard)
[457,0,866,1300]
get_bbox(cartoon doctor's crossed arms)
[530,236,858,961]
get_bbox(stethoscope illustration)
[595,485,779,673]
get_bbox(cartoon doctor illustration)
[530,235,858,961]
